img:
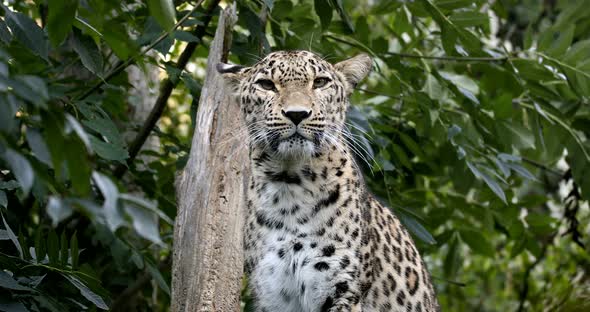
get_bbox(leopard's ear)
[334,54,372,91]
[217,63,248,88]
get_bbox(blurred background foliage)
[0,0,589,311]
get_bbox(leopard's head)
[218,50,372,159]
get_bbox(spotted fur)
[218,51,440,312]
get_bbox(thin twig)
[74,0,206,101]
[521,157,563,176]
[385,51,509,62]
[113,0,221,178]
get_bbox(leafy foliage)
[1,0,589,311]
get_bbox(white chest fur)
[247,175,351,312]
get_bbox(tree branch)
[74,0,206,102]
[113,0,222,179]
[516,234,553,312]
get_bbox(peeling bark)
[171,4,246,312]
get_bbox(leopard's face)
[218,51,372,159]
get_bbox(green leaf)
[103,24,134,60]
[3,6,49,60]
[0,270,31,291]
[26,128,52,167]
[62,274,109,310]
[539,25,575,57]
[79,106,125,146]
[398,212,436,244]
[10,75,49,107]
[47,0,78,47]
[47,230,59,266]
[423,74,443,99]
[330,0,354,32]
[0,190,5,208]
[89,135,129,162]
[173,30,200,42]
[92,172,124,231]
[523,25,533,50]
[47,197,73,227]
[181,74,201,99]
[125,204,162,245]
[147,0,176,31]
[563,39,590,65]
[70,232,79,269]
[315,0,333,31]
[146,259,170,295]
[17,229,30,259]
[60,231,68,267]
[139,17,174,54]
[65,138,91,195]
[0,229,8,240]
[435,0,472,10]
[449,11,488,27]
[1,149,34,195]
[65,114,93,152]
[0,19,12,44]
[119,194,173,224]
[440,24,458,55]
[459,229,495,257]
[526,213,556,234]
[0,302,29,312]
[34,228,46,263]
[467,162,507,203]
[44,114,66,175]
[443,233,460,278]
[392,143,412,169]
[511,59,555,81]
[491,93,513,119]
[1,213,23,258]
[398,132,426,159]
[500,121,536,150]
[505,163,536,181]
[71,31,103,77]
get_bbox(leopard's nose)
[282,109,311,125]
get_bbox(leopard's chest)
[246,175,352,311]
[250,228,351,312]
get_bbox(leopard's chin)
[274,134,316,159]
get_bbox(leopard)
[217,50,440,312]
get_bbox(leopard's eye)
[256,79,276,91]
[313,77,331,89]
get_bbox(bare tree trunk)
[171,4,246,312]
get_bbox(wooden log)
[171,4,245,311]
